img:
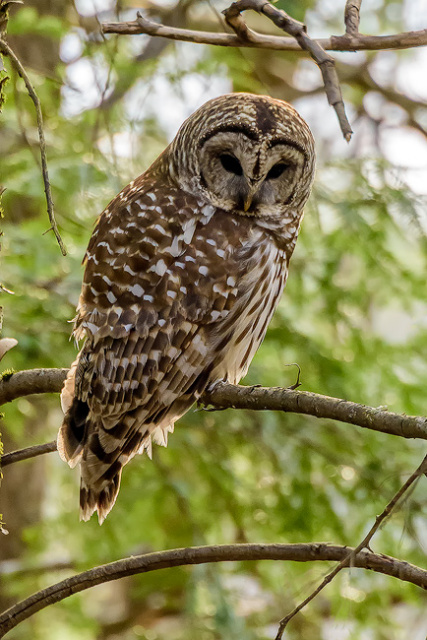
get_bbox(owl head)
[165,93,315,219]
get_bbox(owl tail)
[80,470,122,525]
[58,357,87,468]
[58,397,88,469]
[59,402,121,524]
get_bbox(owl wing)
[59,184,273,522]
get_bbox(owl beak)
[242,182,259,212]
[243,194,253,212]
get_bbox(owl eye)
[266,163,289,180]
[219,154,243,176]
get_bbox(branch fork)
[224,0,353,141]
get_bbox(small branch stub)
[345,0,362,35]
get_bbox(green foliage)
[6,7,65,39]
[0,368,14,380]
[1,1,427,639]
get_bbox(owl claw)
[285,362,301,390]
[194,402,227,413]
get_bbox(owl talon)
[194,402,227,413]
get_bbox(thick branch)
[204,382,427,441]
[0,543,426,636]
[101,18,427,52]
[1,370,427,446]
[0,368,68,405]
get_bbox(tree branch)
[203,382,427,441]
[101,16,427,53]
[222,0,352,140]
[344,0,362,35]
[0,38,67,256]
[274,452,427,638]
[0,368,68,405]
[1,370,427,451]
[1,441,57,467]
[0,542,426,636]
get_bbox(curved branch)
[0,39,67,255]
[203,382,427,440]
[1,370,427,446]
[0,543,426,636]
[222,0,351,140]
[101,17,427,53]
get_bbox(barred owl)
[59,93,315,523]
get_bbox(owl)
[58,93,315,523]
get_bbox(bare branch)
[1,370,427,446]
[204,382,427,441]
[0,368,68,405]
[223,0,352,140]
[0,38,67,255]
[345,0,362,35]
[101,17,427,52]
[1,441,57,468]
[102,3,427,142]
[0,542,426,636]
[275,453,427,638]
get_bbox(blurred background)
[1,0,427,638]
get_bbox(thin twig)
[101,18,427,52]
[223,0,352,141]
[0,542,426,636]
[345,0,362,35]
[1,441,57,467]
[274,453,427,639]
[0,38,67,255]
[1,370,427,443]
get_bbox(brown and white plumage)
[59,93,315,523]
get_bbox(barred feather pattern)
[59,93,315,523]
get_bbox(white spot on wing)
[124,265,136,276]
[150,259,167,276]
[130,284,144,297]
[98,241,113,255]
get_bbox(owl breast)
[209,235,287,384]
